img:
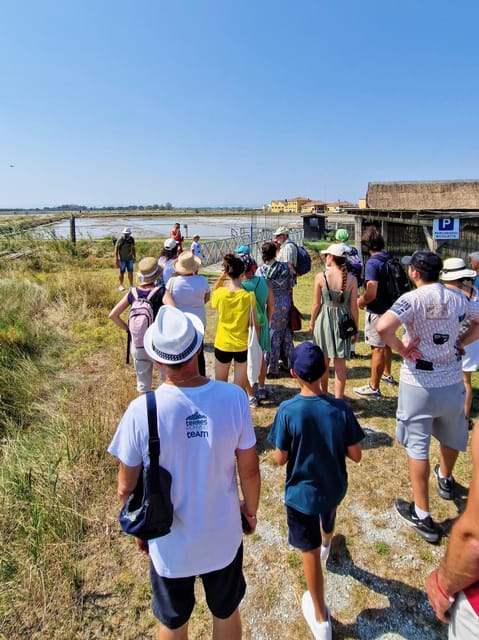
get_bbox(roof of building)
[367,180,479,210]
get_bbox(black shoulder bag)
[324,274,357,340]
[119,391,173,540]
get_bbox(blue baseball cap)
[235,245,250,254]
[291,342,326,382]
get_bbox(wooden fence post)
[70,214,76,244]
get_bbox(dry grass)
[1,243,475,639]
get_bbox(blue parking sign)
[433,218,460,239]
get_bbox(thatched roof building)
[366,180,479,210]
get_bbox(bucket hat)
[137,257,162,284]
[122,227,132,235]
[440,258,476,281]
[274,226,289,236]
[173,251,201,275]
[144,306,204,365]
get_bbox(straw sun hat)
[136,257,161,284]
[174,251,201,275]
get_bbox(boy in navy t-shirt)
[269,342,364,640]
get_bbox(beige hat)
[174,250,202,275]
[440,258,476,281]
[321,243,348,257]
[274,226,289,236]
[137,257,161,284]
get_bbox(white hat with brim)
[274,226,289,236]
[321,243,348,257]
[174,251,202,275]
[144,306,204,365]
[440,258,476,282]
[122,227,132,234]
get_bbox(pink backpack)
[128,288,160,348]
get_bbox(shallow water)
[37,214,298,240]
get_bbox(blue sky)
[1,0,478,208]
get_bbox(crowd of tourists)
[107,222,479,640]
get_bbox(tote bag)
[247,306,263,387]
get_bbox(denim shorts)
[119,258,134,274]
[150,544,246,629]
[286,505,337,552]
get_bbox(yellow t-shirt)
[211,288,255,352]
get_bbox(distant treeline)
[1,203,263,214]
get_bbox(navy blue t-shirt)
[364,251,392,314]
[268,394,364,514]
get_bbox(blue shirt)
[268,394,364,514]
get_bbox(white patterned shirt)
[388,283,479,387]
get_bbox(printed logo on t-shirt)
[186,411,208,439]
[425,303,449,319]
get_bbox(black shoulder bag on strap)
[324,274,357,340]
[119,391,173,541]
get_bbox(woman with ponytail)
[309,244,358,398]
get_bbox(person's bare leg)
[233,360,248,392]
[408,456,430,512]
[127,270,134,287]
[464,371,472,423]
[439,444,460,478]
[333,357,346,398]
[383,345,392,378]
[302,549,327,622]
[320,357,330,395]
[212,609,242,640]
[258,357,267,389]
[370,346,386,390]
[119,271,124,287]
[158,622,188,640]
[215,360,230,382]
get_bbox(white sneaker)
[301,591,332,640]
[320,540,331,565]
[118,285,125,291]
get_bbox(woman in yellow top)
[211,253,258,394]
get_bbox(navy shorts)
[150,544,246,629]
[214,347,248,364]
[286,505,337,552]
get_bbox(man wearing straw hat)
[108,306,260,639]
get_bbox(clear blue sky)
[1,0,478,208]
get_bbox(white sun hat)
[143,306,204,365]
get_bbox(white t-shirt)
[191,241,202,258]
[158,256,176,285]
[388,283,479,387]
[278,239,298,268]
[166,274,211,326]
[108,380,256,578]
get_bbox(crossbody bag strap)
[146,391,161,482]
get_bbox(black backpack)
[379,255,411,303]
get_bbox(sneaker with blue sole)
[353,384,381,398]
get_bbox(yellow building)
[270,197,311,215]
[301,200,327,215]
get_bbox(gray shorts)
[396,381,467,459]
[364,312,385,348]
